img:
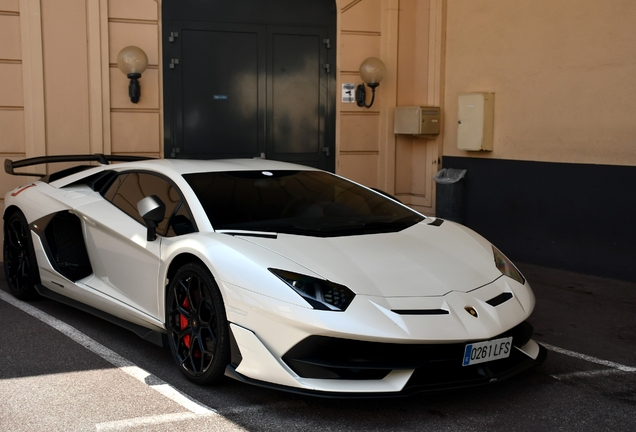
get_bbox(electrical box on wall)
[394,106,440,136]
[457,93,494,151]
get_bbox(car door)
[75,171,194,320]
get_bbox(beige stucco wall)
[2,0,635,276]
[5,0,636,241]
[394,0,444,212]
[443,0,636,166]
[337,0,387,189]
[0,0,31,234]
[108,0,161,156]
[0,0,161,244]
[337,0,442,214]
[1,0,441,238]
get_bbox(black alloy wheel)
[3,211,40,300]
[166,262,229,384]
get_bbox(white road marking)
[551,369,631,381]
[5,288,636,429]
[542,342,636,373]
[95,412,213,431]
[0,289,216,419]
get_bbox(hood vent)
[218,230,277,239]
[392,309,449,315]
[486,292,513,307]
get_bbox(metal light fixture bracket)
[127,73,142,103]
[356,82,380,108]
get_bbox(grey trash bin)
[434,168,467,224]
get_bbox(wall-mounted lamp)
[355,57,386,109]
[117,46,148,104]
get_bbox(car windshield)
[184,170,424,237]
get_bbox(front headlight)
[269,268,355,311]
[492,246,526,285]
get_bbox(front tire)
[3,211,40,300]
[166,262,230,384]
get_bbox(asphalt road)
[1,263,635,431]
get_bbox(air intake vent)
[43,212,93,281]
[486,292,513,307]
[428,218,444,227]
[392,309,449,315]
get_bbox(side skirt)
[36,283,167,347]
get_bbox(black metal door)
[267,26,330,168]
[163,1,336,171]
[168,21,266,160]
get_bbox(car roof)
[48,158,321,189]
[117,158,320,175]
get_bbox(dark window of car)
[184,170,424,237]
[103,173,128,202]
[103,172,195,237]
[166,201,196,237]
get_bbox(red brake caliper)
[180,297,191,348]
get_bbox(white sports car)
[3,155,545,396]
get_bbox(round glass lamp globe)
[359,57,386,85]
[117,46,148,75]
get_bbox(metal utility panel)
[394,106,440,136]
[457,93,494,151]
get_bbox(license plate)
[462,336,513,366]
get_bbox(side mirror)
[137,195,166,241]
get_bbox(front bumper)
[225,321,546,397]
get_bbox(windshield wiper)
[217,229,278,239]
[216,219,315,234]
[317,215,423,233]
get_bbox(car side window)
[166,202,196,237]
[103,172,195,237]
[103,173,128,202]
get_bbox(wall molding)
[341,30,381,36]
[377,0,399,193]
[109,63,159,69]
[87,0,109,156]
[341,0,362,13]
[339,151,379,155]
[99,0,112,155]
[424,0,447,213]
[340,110,380,116]
[108,18,158,25]
[111,108,160,114]
[18,0,46,166]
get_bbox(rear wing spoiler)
[4,154,153,177]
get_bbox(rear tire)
[166,262,230,384]
[3,211,40,300]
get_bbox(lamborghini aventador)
[3,155,546,396]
